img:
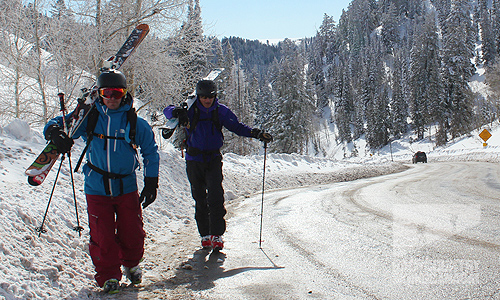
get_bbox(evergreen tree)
[221,58,255,155]
[478,0,497,66]
[390,49,409,138]
[409,11,442,140]
[333,55,353,144]
[349,52,365,140]
[309,14,337,109]
[337,0,378,53]
[441,0,475,139]
[362,45,389,149]
[222,36,280,75]
[255,70,276,132]
[173,0,208,101]
[381,2,399,54]
[50,0,72,20]
[492,0,500,56]
[267,39,314,154]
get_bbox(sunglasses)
[99,88,127,99]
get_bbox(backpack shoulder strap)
[188,106,200,134]
[75,106,99,173]
[86,106,100,139]
[211,104,222,133]
[188,104,222,134]
[126,107,138,149]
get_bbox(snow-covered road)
[193,162,500,299]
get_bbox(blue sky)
[200,0,352,41]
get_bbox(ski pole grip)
[58,93,65,112]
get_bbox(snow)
[1,114,500,298]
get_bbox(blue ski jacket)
[45,97,159,196]
[163,98,253,162]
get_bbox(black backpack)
[172,104,222,150]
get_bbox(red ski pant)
[86,191,145,287]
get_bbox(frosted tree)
[68,0,187,105]
[409,11,443,140]
[309,14,337,109]
[221,57,255,155]
[492,0,500,57]
[478,0,496,66]
[483,60,500,124]
[349,52,365,140]
[268,39,314,154]
[45,0,95,109]
[441,0,475,139]
[172,0,208,103]
[23,0,58,124]
[338,0,378,53]
[380,1,399,54]
[362,45,390,149]
[390,49,409,139]
[333,55,353,144]
[0,0,52,125]
[255,70,276,133]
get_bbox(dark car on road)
[412,151,427,163]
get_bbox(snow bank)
[2,119,38,142]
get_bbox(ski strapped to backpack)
[74,105,138,173]
[161,68,224,139]
[26,23,149,186]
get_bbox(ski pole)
[68,155,84,236]
[58,93,84,236]
[259,141,268,249]
[36,155,65,236]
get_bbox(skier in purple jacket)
[163,79,272,250]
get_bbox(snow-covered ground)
[1,115,500,299]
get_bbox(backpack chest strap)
[93,132,126,140]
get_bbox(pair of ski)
[25,24,150,186]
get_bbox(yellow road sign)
[479,129,492,142]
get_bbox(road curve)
[204,162,500,299]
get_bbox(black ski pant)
[186,156,226,237]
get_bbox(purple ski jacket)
[163,98,253,162]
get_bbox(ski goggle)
[99,87,127,99]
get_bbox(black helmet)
[196,80,217,97]
[97,69,127,89]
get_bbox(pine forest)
[1,0,500,156]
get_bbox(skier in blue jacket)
[44,70,159,294]
[163,79,272,251]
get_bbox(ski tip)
[137,24,149,31]
[28,176,42,186]
[161,128,176,139]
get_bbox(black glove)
[140,177,158,209]
[251,128,273,143]
[45,124,74,154]
[172,106,188,126]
